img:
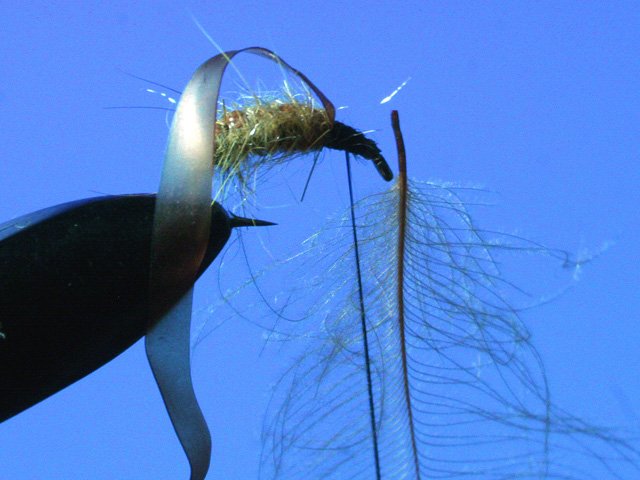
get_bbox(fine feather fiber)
[206,103,640,478]
[209,150,640,479]
[249,177,640,479]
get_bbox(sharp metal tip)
[230,215,277,228]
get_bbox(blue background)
[1,2,639,478]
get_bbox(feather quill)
[247,111,640,479]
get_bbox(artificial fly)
[143,47,393,480]
[114,63,393,201]
[215,94,393,184]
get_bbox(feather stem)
[392,110,421,480]
[345,152,382,480]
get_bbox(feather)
[247,111,640,479]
